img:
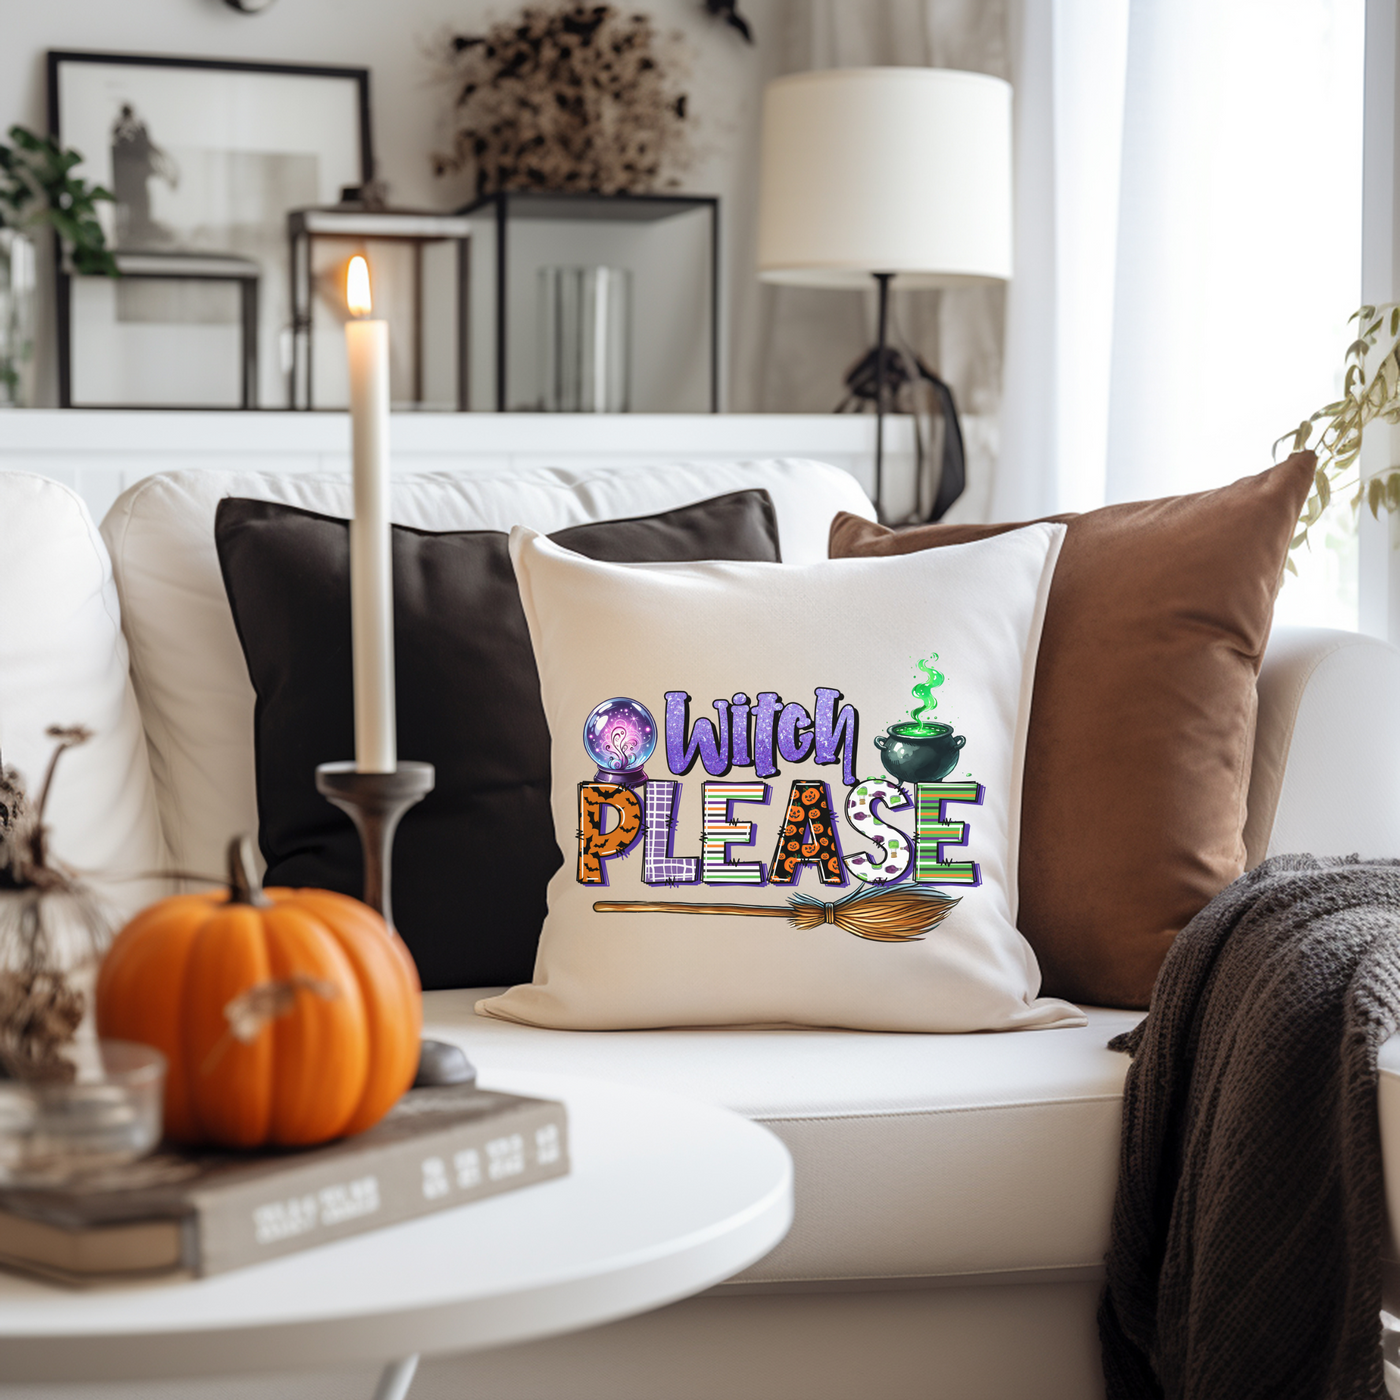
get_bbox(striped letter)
[701,782,768,884]
[914,782,982,886]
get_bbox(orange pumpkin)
[95,837,421,1148]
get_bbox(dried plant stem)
[0,725,106,1081]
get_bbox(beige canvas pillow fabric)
[477,524,1085,1033]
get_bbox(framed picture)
[49,51,371,409]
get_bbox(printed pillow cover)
[478,523,1084,1032]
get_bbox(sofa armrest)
[1375,1038,1400,1312]
[1251,629,1400,1312]
[1245,626,1400,867]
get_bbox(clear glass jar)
[0,228,37,408]
[538,265,632,412]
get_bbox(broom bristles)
[788,884,960,942]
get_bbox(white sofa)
[4,458,1400,1400]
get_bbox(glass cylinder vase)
[0,229,37,409]
[538,265,631,413]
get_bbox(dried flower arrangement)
[0,727,114,1082]
[433,4,692,198]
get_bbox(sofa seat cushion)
[426,993,1139,1285]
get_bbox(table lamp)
[756,67,1013,522]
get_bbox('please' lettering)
[576,778,982,888]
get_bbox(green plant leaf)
[0,125,115,274]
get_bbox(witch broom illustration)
[594,885,959,943]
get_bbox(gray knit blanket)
[1099,853,1400,1400]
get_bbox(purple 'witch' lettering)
[751,692,781,778]
[776,701,814,764]
[813,688,858,786]
[665,687,860,781]
[665,692,731,776]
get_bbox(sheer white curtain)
[997,0,1364,623]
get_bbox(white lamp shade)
[757,67,1013,290]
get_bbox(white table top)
[0,1069,793,1384]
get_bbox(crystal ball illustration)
[583,697,657,788]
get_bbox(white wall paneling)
[0,412,915,526]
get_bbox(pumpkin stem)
[226,835,271,908]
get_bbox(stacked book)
[0,1084,568,1285]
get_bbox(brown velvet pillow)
[828,453,1316,1008]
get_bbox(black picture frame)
[48,50,372,410]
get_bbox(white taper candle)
[345,255,396,774]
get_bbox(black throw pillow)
[214,490,781,990]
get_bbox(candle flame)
[346,256,372,316]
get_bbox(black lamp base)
[841,272,967,526]
[315,759,475,1089]
[873,270,893,524]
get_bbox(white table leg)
[372,1354,419,1400]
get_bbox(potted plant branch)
[1280,304,1400,567]
[0,125,117,407]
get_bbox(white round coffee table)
[0,1070,793,1397]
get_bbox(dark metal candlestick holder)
[315,759,474,1088]
[315,761,435,932]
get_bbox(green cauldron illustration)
[874,721,966,784]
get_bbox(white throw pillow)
[479,524,1084,1032]
[0,472,167,916]
[101,459,870,881]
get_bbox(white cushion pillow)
[0,472,166,916]
[100,459,870,881]
[478,524,1084,1033]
